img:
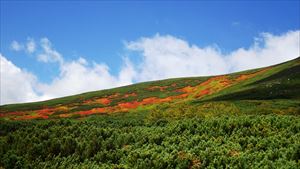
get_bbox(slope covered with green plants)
[0,57,299,168]
[1,113,299,169]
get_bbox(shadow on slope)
[209,64,300,101]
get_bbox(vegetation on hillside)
[0,57,299,168]
[1,57,299,120]
[1,111,299,168]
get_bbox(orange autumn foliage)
[83,97,111,105]
[180,86,195,93]
[172,93,189,99]
[18,114,49,120]
[118,101,140,109]
[96,98,111,105]
[141,97,158,104]
[37,108,55,115]
[59,113,72,118]
[55,106,69,112]
[108,93,120,99]
[0,111,26,117]
[77,107,106,116]
[147,86,168,91]
[236,68,270,81]
[123,92,137,98]
[196,89,211,98]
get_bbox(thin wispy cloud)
[10,38,37,53]
[37,38,64,64]
[26,38,36,53]
[231,21,240,27]
[10,41,24,51]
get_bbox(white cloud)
[26,38,36,53]
[1,30,299,104]
[0,53,40,104]
[126,34,228,81]
[37,38,64,64]
[10,38,36,53]
[125,30,300,81]
[10,41,24,51]
[1,37,135,104]
[228,30,300,71]
[117,57,136,85]
[37,57,133,99]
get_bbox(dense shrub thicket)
[0,113,299,169]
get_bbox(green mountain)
[1,57,299,119]
[0,57,299,168]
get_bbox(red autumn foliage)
[83,97,111,105]
[20,115,37,120]
[172,93,189,99]
[141,97,158,104]
[108,93,120,99]
[123,92,137,98]
[196,89,211,98]
[219,78,231,87]
[77,111,95,116]
[118,101,140,109]
[179,86,195,93]
[97,98,111,105]
[18,114,49,120]
[37,108,55,115]
[77,108,106,116]
[147,86,168,91]
[1,111,28,117]
[236,68,270,81]
[200,89,210,95]
[59,113,72,118]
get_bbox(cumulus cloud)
[228,31,300,71]
[0,53,40,104]
[37,57,133,99]
[126,34,228,81]
[1,38,135,104]
[125,30,300,81]
[1,30,299,104]
[117,57,136,85]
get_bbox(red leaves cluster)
[236,68,270,81]
[147,86,168,91]
[118,101,140,109]
[123,92,137,98]
[97,98,111,105]
[77,108,106,116]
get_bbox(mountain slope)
[1,57,299,120]
[1,57,300,169]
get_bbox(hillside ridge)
[1,57,299,120]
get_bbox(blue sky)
[1,1,300,104]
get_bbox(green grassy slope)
[0,57,299,119]
[206,58,300,101]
